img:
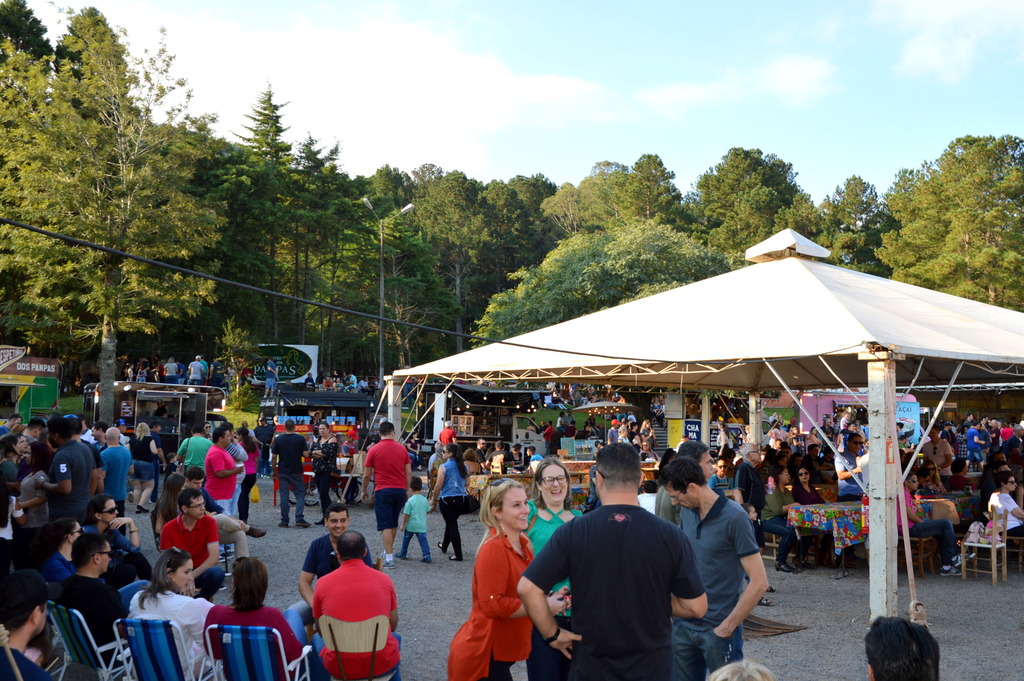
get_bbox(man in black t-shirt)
[43,416,96,521]
[519,443,706,681]
[57,533,126,648]
[272,420,310,528]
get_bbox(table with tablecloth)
[788,502,867,551]
[468,472,589,507]
[914,493,978,523]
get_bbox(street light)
[362,197,414,390]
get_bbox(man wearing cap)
[0,570,61,681]
[42,416,96,521]
[56,533,127,649]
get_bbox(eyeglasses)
[100,507,118,514]
[94,550,112,556]
[540,475,567,486]
[798,472,810,476]
[1009,480,1018,485]
[908,478,919,484]
[848,440,864,445]
[70,528,83,536]
[188,502,206,509]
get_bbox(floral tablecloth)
[788,502,867,550]
[915,493,977,522]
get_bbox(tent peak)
[745,229,831,263]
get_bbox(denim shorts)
[374,488,407,531]
[131,460,154,481]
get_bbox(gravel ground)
[61,477,1023,680]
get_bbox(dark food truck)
[260,389,375,437]
[84,381,227,450]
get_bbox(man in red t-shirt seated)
[313,530,401,680]
[159,487,225,600]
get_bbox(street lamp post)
[362,198,414,390]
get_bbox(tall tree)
[620,153,683,224]
[0,0,52,63]
[0,9,219,420]
[819,176,897,276]
[879,135,1024,308]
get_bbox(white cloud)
[871,0,1024,83]
[29,1,631,179]
[634,54,837,119]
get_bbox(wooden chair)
[316,615,397,681]
[962,509,1009,584]
[897,536,936,576]
[761,535,779,562]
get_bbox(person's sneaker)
[278,522,290,528]
[295,521,311,528]
[421,557,432,563]
[396,554,408,560]
[383,559,395,569]
[940,565,961,576]
[951,554,962,567]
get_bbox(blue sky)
[29,0,1024,202]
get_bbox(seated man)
[159,487,225,600]
[899,474,961,576]
[0,570,61,681]
[184,466,265,560]
[864,616,939,681]
[290,504,373,626]
[56,533,127,649]
[312,531,401,681]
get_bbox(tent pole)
[866,355,899,619]
[386,376,402,431]
[701,393,711,446]
[748,393,760,448]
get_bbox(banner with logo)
[253,345,319,384]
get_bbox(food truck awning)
[137,391,193,400]
[0,375,44,388]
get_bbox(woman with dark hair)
[462,449,483,475]
[130,421,159,513]
[761,465,804,572]
[82,493,152,587]
[430,443,470,562]
[0,433,28,494]
[14,441,52,569]
[448,479,566,681]
[525,458,580,681]
[204,557,304,662]
[129,548,214,675]
[32,517,81,582]
[0,479,26,576]
[236,427,260,524]
[153,473,187,538]
[309,422,339,525]
[654,449,679,524]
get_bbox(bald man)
[101,427,134,516]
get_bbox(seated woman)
[205,557,304,664]
[915,464,945,494]
[129,548,214,677]
[83,494,152,589]
[152,473,187,546]
[761,465,807,572]
[462,449,483,476]
[989,469,1024,537]
[947,458,975,492]
[31,517,80,583]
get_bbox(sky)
[26,0,1024,202]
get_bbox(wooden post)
[700,393,711,446]
[385,378,402,429]
[748,393,760,447]
[865,355,900,619]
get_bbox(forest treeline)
[2,2,1023,386]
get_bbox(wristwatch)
[543,630,560,645]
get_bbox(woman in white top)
[0,479,26,577]
[128,548,214,675]
[988,469,1024,537]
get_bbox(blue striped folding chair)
[46,602,128,681]
[114,618,212,681]
[204,625,311,681]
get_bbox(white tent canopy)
[393,231,1024,620]
[395,241,1024,390]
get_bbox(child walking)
[397,476,431,563]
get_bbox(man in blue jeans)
[273,419,311,528]
[661,456,768,681]
[899,473,962,576]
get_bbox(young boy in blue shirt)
[397,476,431,562]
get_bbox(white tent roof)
[395,233,1024,390]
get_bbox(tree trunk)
[98,314,117,423]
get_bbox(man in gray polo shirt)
[661,456,768,681]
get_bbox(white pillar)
[700,394,711,446]
[748,393,760,446]
[385,377,402,429]
[866,356,899,619]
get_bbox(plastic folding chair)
[204,625,311,681]
[47,602,128,681]
[114,618,213,681]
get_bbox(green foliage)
[819,176,898,276]
[0,0,52,62]
[475,220,730,340]
[227,381,260,412]
[218,318,259,394]
[879,135,1024,308]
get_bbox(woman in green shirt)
[761,464,808,573]
[525,457,580,681]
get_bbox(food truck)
[422,385,556,452]
[0,346,60,422]
[260,388,375,437]
[83,381,227,450]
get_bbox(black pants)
[439,495,468,560]
[478,658,513,681]
[238,473,257,523]
[314,471,333,518]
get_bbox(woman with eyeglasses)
[430,443,471,562]
[129,548,215,677]
[761,466,806,572]
[989,469,1024,537]
[82,493,153,588]
[448,479,567,681]
[914,464,945,494]
[31,517,81,582]
[524,458,580,681]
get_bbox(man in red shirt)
[542,421,555,457]
[361,421,412,568]
[159,487,224,600]
[437,420,457,445]
[313,530,401,680]
[205,426,243,516]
